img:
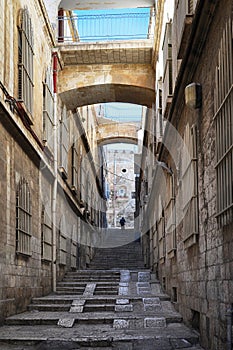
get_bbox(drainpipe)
[226,307,232,350]
[52,50,58,292]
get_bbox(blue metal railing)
[57,11,154,42]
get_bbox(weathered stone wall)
[154,1,233,349]
[0,0,103,321]
[0,121,41,321]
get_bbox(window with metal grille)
[165,175,176,257]
[60,106,69,179]
[41,205,52,262]
[16,179,32,256]
[80,155,85,203]
[71,225,77,268]
[152,223,158,270]
[182,124,198,248]
[162,22,173,118]
[17,7,34,115]
[214,18,233,227]
[158,214,165,263]
[59,216,67,265]
[71,142,79,192]
[43,67,54,151]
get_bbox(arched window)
[17,7,34,116]
[16,179,32,256]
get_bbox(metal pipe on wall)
[52,50,58,292]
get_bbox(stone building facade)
[105,147,136,228]
[140,1,233,349]
[0,1,232,349]
[0,0,106,322]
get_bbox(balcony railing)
[57,11,154,43]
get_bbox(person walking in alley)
[120,217,126,229]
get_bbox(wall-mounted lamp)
[185,83,202,109]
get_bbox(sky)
[74,7,151,41]
[103,103,143,123]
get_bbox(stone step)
[93,249,142,253]
[4,310,186,324]
[94,291,118,295]
[83,304,115,312]
[94,286,119,291]
[65,270,121,275]
[30,297,74,305]
[62,278,120,282]
[89,266,144,270]
[92,253,143,258]
[89,263,144,267]
[4,307,183,326]
[57,282,88,287]
[57,286,85,295]
[65,272,121,277]
[57,279,119,288]
[63,276,120,282]
[92,255,143,259]
[0,343,204,350]
[0,323,200,349]
[28,304,71,312]
[55,290,85,295]
[85,298,116,304]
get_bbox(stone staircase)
[89,242,144,270]
[0,231,204,350]
[88,228,144,270]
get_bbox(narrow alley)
[0,0,232,350]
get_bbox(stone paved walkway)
[0,269,204,350]
[0,235,205,350]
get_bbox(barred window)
[60,106,69,179]
[18,7,34,115]
[71,225,77,269]
[41,205,52,262]
[71,142,79,192]
[43,67,54,152]
[162,22,173,118]
[152,223,158,270]
[182,124,198,248]
[16,179,32,256]
[214,18,233,227]
[59,216,67,265]
[165,175,176,257]
[158,214,165,264]
[80,157,85,203]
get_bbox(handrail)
[57,12,154,42]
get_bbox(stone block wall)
[0,0,102,322]
[149,1,233,349]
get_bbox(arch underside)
[98,136,138,146]
[59,84,155,110]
